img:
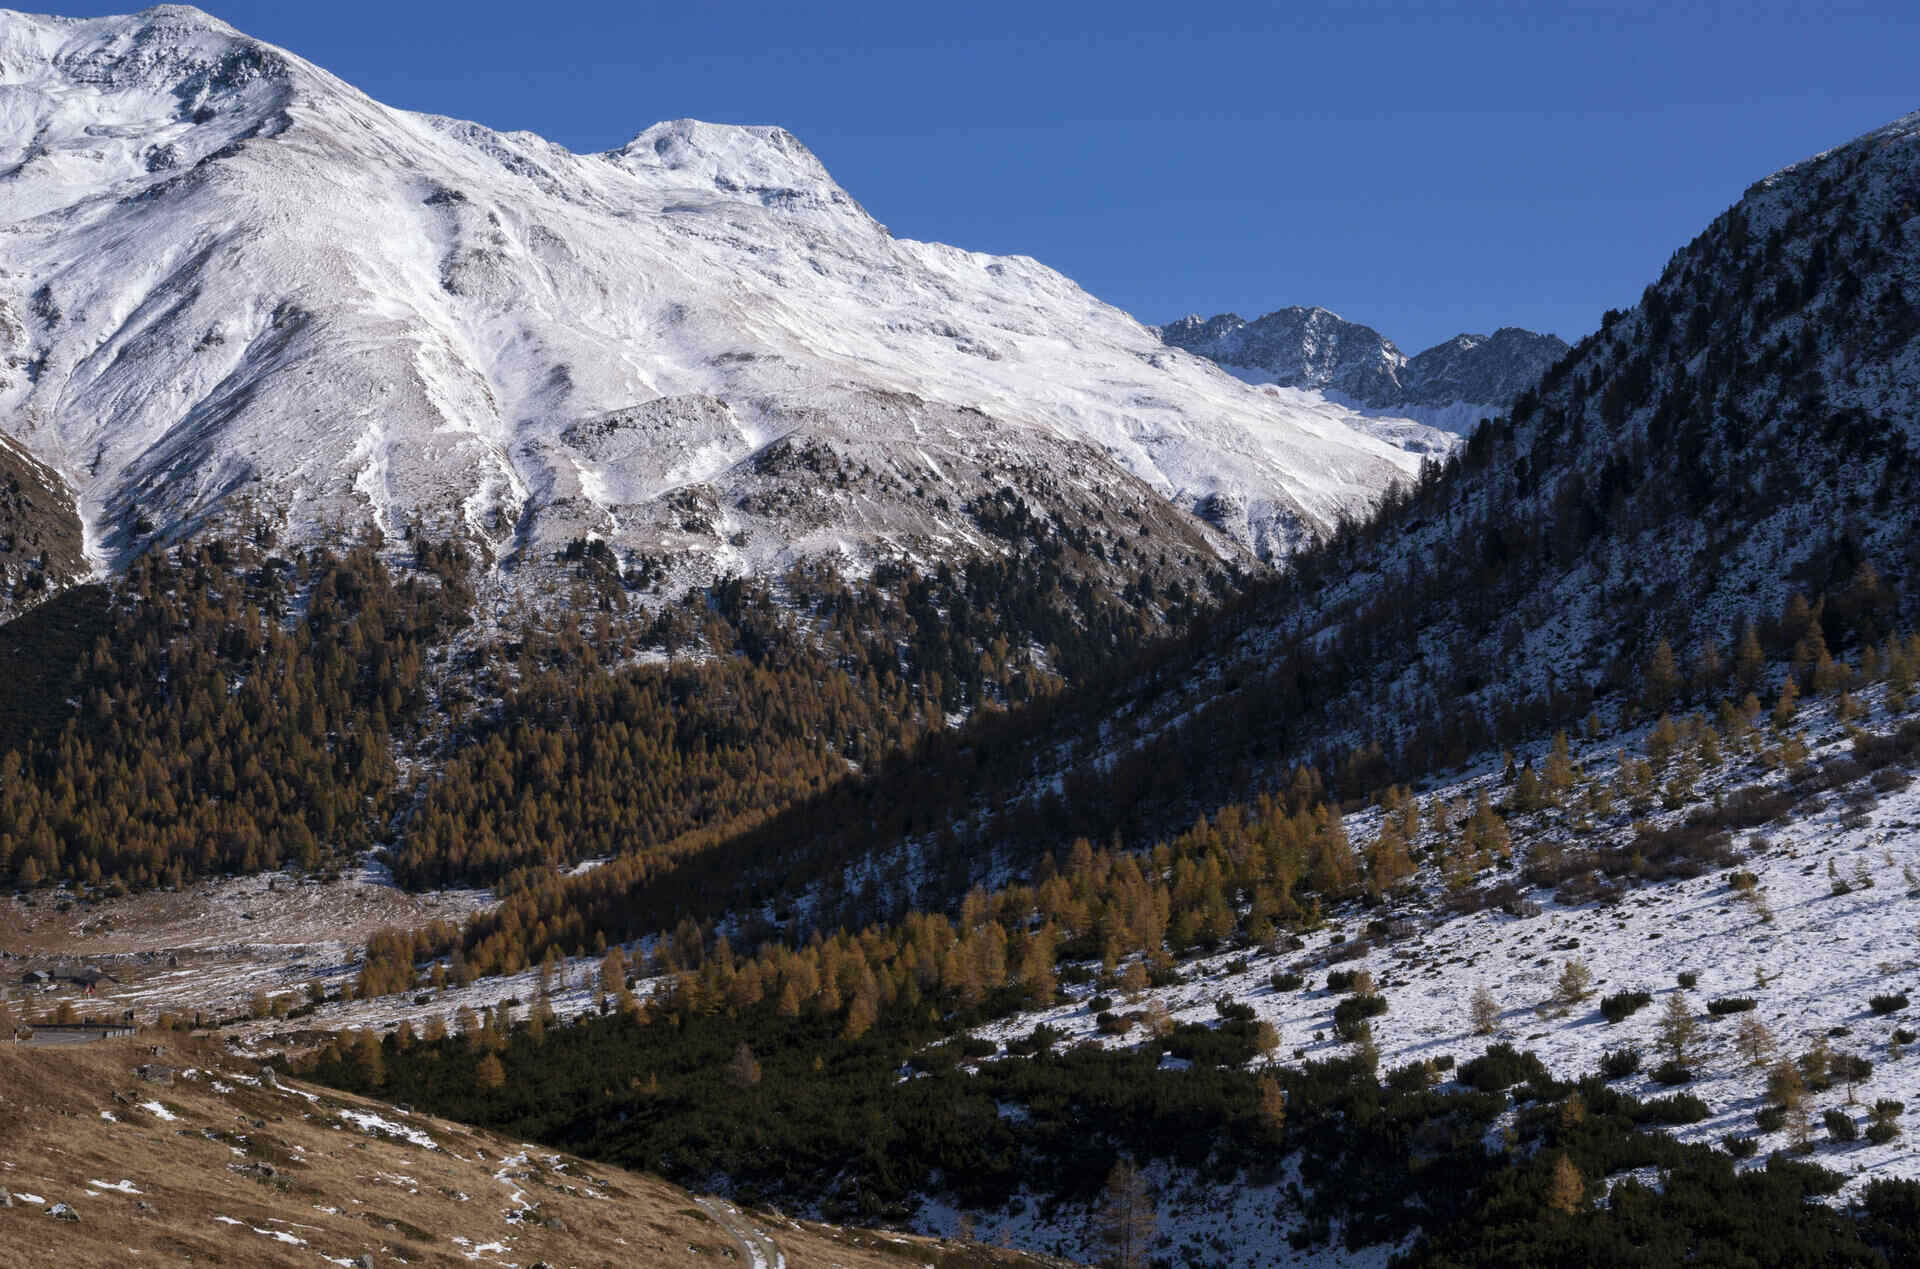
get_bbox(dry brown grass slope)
[0,1034,1069,1269]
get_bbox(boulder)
[47,1202,78,1222]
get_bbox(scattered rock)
[47,1202,78,1222]
[356,1256,376,1269]
[1,1187,12,1207]
[258,1066,278,1088]
[134,1064,175,1085]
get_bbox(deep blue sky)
[42,2,1920,351]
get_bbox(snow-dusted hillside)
[0,5,1423,598]
[939,690,1920,1265]
[1158,306,1568,436]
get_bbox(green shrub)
[1724,1134,1759,1158]
[1708,997,1757,1016]
[1825,1109,1858,1142]
[1677,971,1699,989]
[1651,1059,1693,1086]
[1459,1043,1549,1092]
[1756,1106,1788,1133]
[1271,970,1305,992]
[1326,969,1359,992]
[1870,993,1910,1015]
[1641,1093,1711,1124]
[1601,990,1653,1023]
[1599,1046,1642,1080]
[1332,993,1389,1039]
[1004,1024,1064,1056]
[1868,1099,1905,1146]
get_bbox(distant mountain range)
[1157,307,1569,434]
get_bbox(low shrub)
[1601,990,1653,1023]
[1825,1109,1859,1142]
[1724,1134,1759,1158]
[1599,1046,1642,1080]
[1329,938,1372,964]
[1871,768,1912,793]
[1332,993,1389,1040]
[1677,971,1699,989]
[1325,969,1358,992]
[1271,971,1305,992]
[1708,997,1758,1016]
[1870,993,1910,1015]
[1651,1059,1693,1086]
[1756,1106,1788,1133]
[1640,1094,1711,1125]
[1005,1024,1064,1056]
[1459,1043,1549,1093]
[1868,1100,1904,1145]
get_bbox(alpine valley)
[5,8,1920,1269]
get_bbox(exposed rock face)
[0,430,87,622]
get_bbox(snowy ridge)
[0,5,1422,595]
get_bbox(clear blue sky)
[39,1,1920,351]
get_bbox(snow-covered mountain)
[0,5,1425,604]
[1158,306,1568,435]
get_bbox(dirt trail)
[695,1195,788,1269]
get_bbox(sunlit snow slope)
[0,5,1419,590]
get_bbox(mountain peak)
[605,117,840,196]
